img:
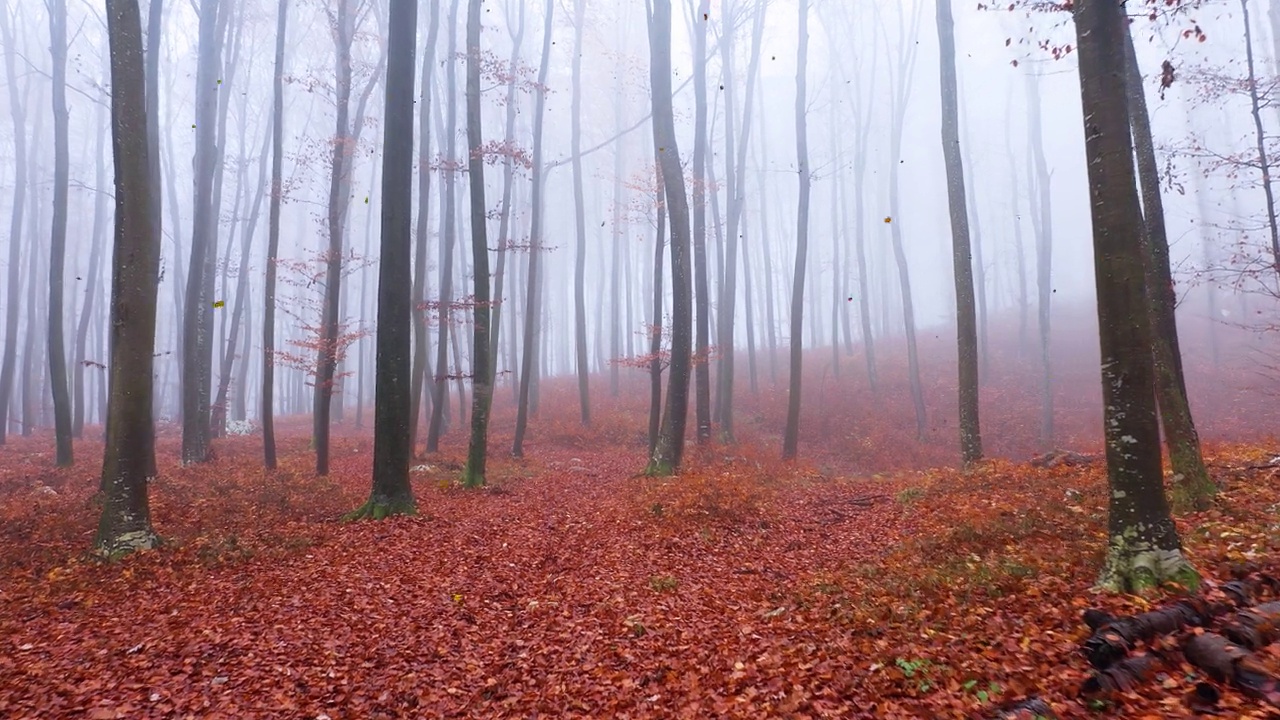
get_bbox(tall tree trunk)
[48,0,75,466]
[409,0,441,454]
[489,0,521,392]
[1121,27,1213,509]
[645,0,694,475]
[314,0,356,475]
[689,0,712,443]
[648,163,667,456]
[511,0,555,458]
[935,0,982,465]
[0,3,28,445]
[98,0,159,556]
[781,0,811,461]
[1073,0,1196,594]
[74,110,109,439]
[183,0,223,464]
[426,0,462,454]
[1025,70,1055,447]
[717,0,766,441]
[262,0,288,470]
[1241,0,1280,276]
[213,122,270,435]
[351,0,419,521]
[886,1,926,439]
[1006,118,1029,358]
[462,0,493,487]
[571,0,591,426]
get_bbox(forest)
[5,0,1280,716]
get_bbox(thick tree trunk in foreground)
[1121,28,1212,510]
[935,0,982,466]
[781,0,810,461]
[462,0,493,488]
[98,0,159,557]
[48,0,75,466]
[350,0,418,520]
[1072,0,1196,593]
[262,0,288,470]
[645,0,694,476]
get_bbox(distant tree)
[0,1,28,446]
[98,0,159,556]
[645,0,694,475]
[262,0,289,470]
[409,0,442,454]
[512,0,556,459]
[571,0,591,427]
[350,0,418,520]
[426,0,463,454]
[73,102,108,440]
[689,0,711,444]
[1072,0,1196,592]
[1024,69,1055,447]
[47,0,74,466]
[462,0,494,487]
[715,0,767,442]
[935,0,982,466]
[182,0,223,465]
[781,0,810,461]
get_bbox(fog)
[0,0,1275,457]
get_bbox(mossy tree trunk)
[1121,26,1213,511]
[1072,0,1196,594]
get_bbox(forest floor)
[4,424,1280,718]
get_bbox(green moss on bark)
[1096,532,1199,595]
[343,495,417,521]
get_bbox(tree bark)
[512,0,556,458]
[350,0,419,520]
[571,0,591,426]
[689,0,711,444]
[48,0,75,466]
[0,3,28,445]
[935,0,982,466]
[644,0,694,475]
[426,0,462,454]
[98,0,159,557]
[409,0,442,454]
[1121,27,1212,510]
[781,0,811,461]
[182,0,222,464]
[262,0,288,470]
[1072,0,1196,593]
[462,0,494,487]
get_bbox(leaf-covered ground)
[4,424,1280,718]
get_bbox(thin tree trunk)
[689,0,712,443]
[571,0,591,426]
[462,0,493,486]
[409,0,441,454]
[426,0,462,453]
[261,0,288,470]
[782,0,810,461]
[0,4,28,445]
[935,0,982,465]
[646,0,694,475]
[48,0,75,465]
[74,111,108,439]
[1025,70,1055,448]
[1241,0,1280,277]
[512,0,556,458]
[648,162,667,455]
